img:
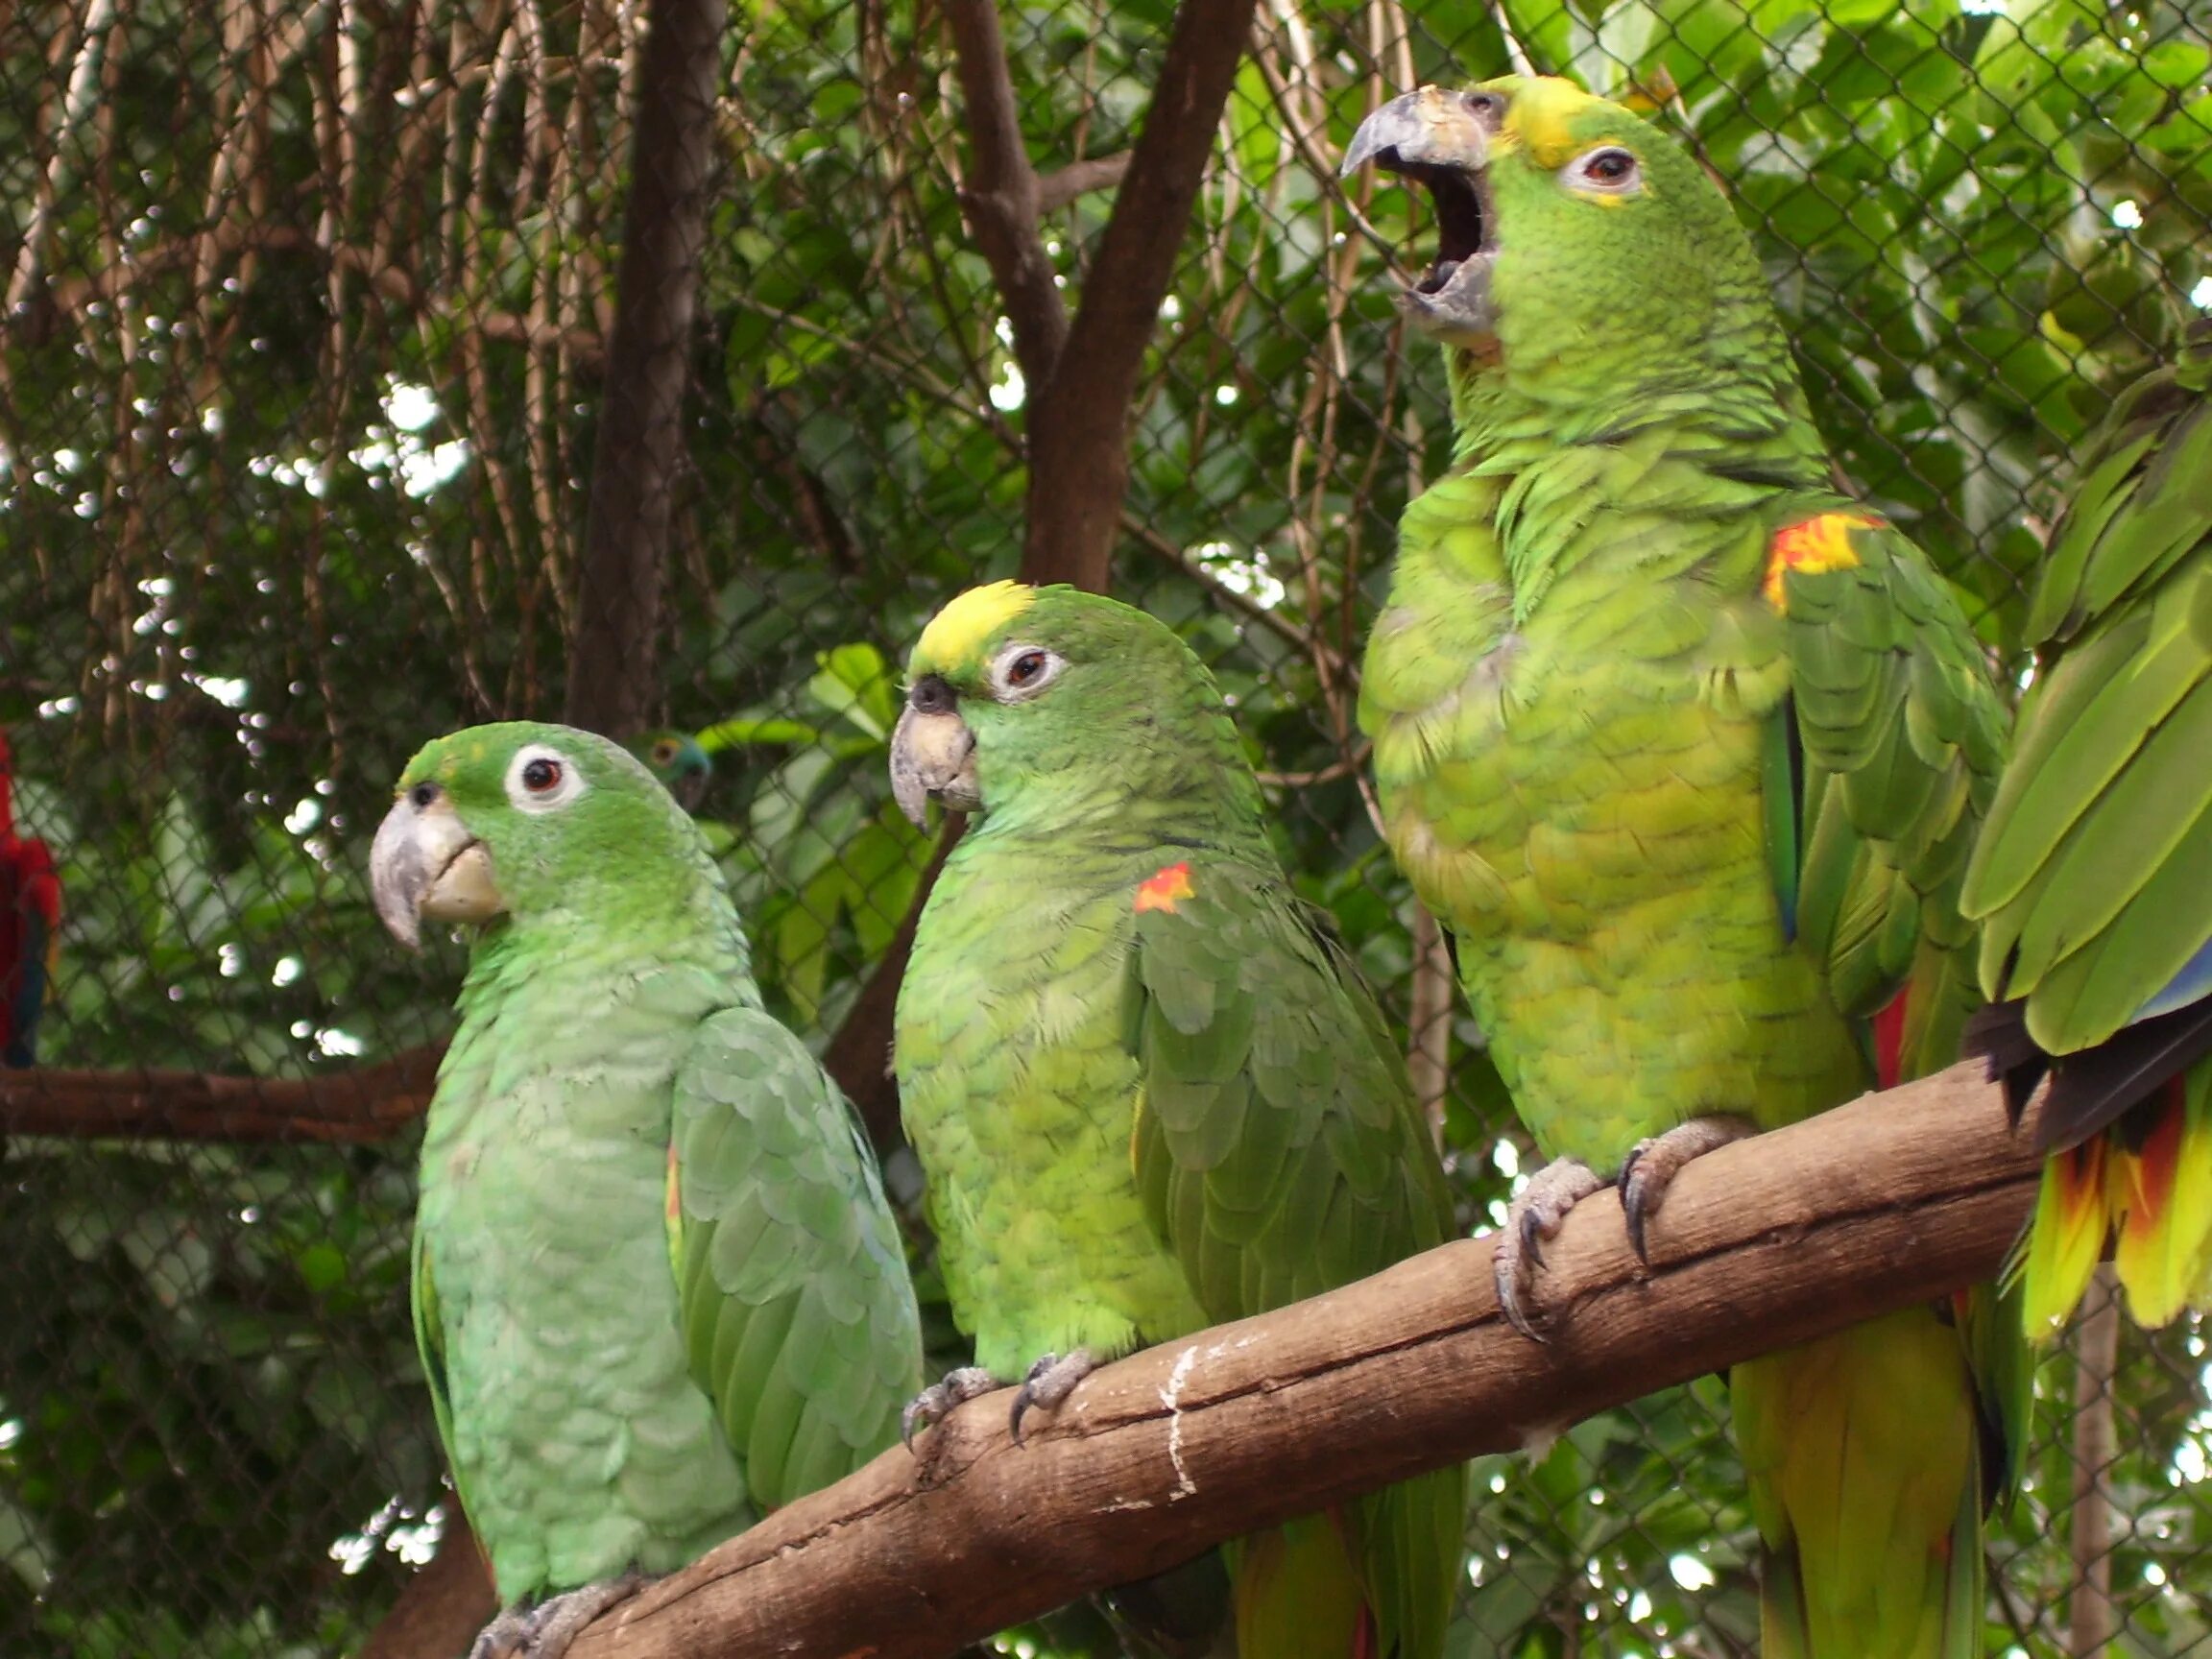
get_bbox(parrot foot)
[1492,1157,1606,1341]
[1618,1115,1759,1262]
[901,1365,1001,1452]
[1010,1348,1096,1443]
[468,1573,646,1659]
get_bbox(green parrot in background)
[889,583,1467,1659]
[1341,78,2024,1656]
[628,728,714,812]
[371,721,922,1658]
[1962,319,2212,1341]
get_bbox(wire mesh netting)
[1,0,2208,1654]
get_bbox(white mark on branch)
[1519,1423,1563,1462]
[1161,1344,1200,1502]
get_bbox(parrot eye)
[1567,147,1641,194]
[504,744,589,813]
[990,643,1066,701]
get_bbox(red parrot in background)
[0,729,61,1068]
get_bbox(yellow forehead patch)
[1764,512,1880,612]
[913,580,1037,674]
[1503,75,1604,170]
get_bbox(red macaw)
[0,730,61,1068]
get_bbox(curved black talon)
[1008,1349,1095,1443]
[1619,1147,1654,1263]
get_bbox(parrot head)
[1339,75,1766,385]
[371,720,704,950]
[628,728,713,812]
[890,582,1257,834]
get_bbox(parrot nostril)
[909,675,955,716]
[410,782,440,809]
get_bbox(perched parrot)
[0,729,61,1069]
[629,728,714,812]
[889,583,1467,1659]
[1341,78,2024,1656]
[370,721,923,1659]
[1961,320,2212,1340]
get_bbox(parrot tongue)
[1401,164,1488,294]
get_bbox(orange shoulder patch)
[1763,511,1881,612]
[1134,861,1195,914]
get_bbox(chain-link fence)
[2,0,2208,1654]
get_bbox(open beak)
[370,783,503,950]
[1340,86,1502,346]
[890,697,979,829]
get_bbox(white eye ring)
[989,642,1066,702]
[1566,146,1641,195]
[504,743,589,813]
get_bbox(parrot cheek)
[420,843,503,928]
[370,792,499,950]
[890,707,980,827]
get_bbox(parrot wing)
[410,1228,475,1527]
[1124,854,1453,1313]
[1961,325,2212,1108]
[1124,853,1463,1659]
[1771,511,2031,1509]
[668,1006,923,1513]
[1772,511,2009,1077]
[1958,323,2212,1338]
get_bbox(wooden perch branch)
[0,1045,444,1142]
[564,1059,2042,1659]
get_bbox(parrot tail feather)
[2108,1061,2212,1329]
[1232,1512,1368,1659]
[2014,1057,2212,1338]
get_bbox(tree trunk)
[562,0,728,736]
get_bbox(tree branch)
[1021,0,1260,591]
[820,817,965,1151]
[1036,151,1132,213]
[562,0,728,738]
[561,1059,2041,1659]
[940,0,1260,593]
[0,1045,444,1142]
[943,0,1069,389]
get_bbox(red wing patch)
[1763,511,1882,612]
[1134,861,1195,914]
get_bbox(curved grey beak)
[889,707,979,829]
[1340,86,1492,180]
[370,784,502,950]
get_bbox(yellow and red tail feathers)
[2023,1065,2212,1337]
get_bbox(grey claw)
[900,1366,1000,1452]
[1009,1349,1095,1444]
[1492,1246,1550,1344]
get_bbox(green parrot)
[889,582,1467,1659]
[1341,78,2023,1656]
[1961,319,2212,1341]
[370,721,923,1658]
[627,728,714,812]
